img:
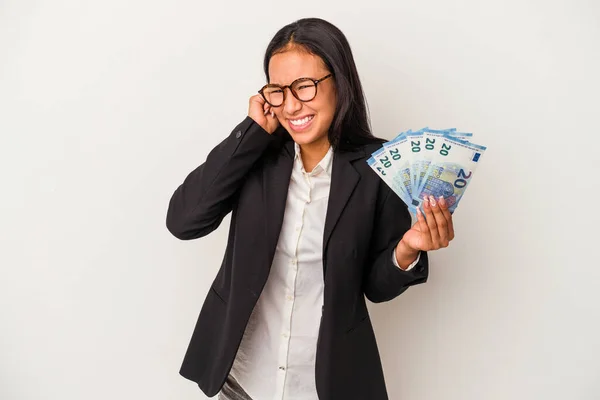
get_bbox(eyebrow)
[269,76,319,85]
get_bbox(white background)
[1,0,599,399]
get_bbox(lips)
[288,115,315,132]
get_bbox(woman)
[166,17,454,400]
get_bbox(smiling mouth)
[288,115,315,131]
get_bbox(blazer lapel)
[262,140,294,266]
[323,148,364,259]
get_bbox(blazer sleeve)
[166,117,276,240]
[363,184,429,303]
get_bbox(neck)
[299,139,330,173]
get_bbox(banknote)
[412,136,487,213]
[379,128,452,194]
[414,129,473,195]
[381,134,415,202]
[367,156,412,206]
[369,126,486,216]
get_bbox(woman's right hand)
[248,94,280,134]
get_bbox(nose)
[283,87,303,115]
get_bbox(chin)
[286,127,329,148]
[289,133,318,146]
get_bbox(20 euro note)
[382,134,416,204]
[369,130,413,200]
[413,136,487,213]
[414,129,474,195]
[370,145,410,202]
[404,129,429,197]
[406,129,460,196]
[367,156,412,207]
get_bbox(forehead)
[268,50,329,85]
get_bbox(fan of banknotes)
[367,128,487,215]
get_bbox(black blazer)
[166,117,429,399]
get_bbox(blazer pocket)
[346,314,369,334]
[210,286,228,305]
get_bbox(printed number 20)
[440,143,451,156]
[454,169,472,188]
[379,156,392,168]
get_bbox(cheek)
[320,92,337,119]
[318,101,336,125]
[314,96,336,117]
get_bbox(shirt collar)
[294,142,334,177]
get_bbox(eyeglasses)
[258,74,333,107]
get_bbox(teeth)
[290,116,313,126]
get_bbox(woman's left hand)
[395,195,455,268]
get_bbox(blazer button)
[235,130,242,139]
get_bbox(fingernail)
[264,109,268,115]
[271,111,275,118]
[429,195,437,207]
[438,196,446,206]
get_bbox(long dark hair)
[264,18,384,151]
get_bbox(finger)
[250,94,265,114]
[411,214,423,232]
[437,196,455,240]
[415,207,429,249]
[422,197,440,248]
[429,195,449,247]
[251,93,265,106]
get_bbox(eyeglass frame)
[258,73,333,107]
